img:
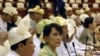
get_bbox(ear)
[18,43,25,51]
[44,36,49,43]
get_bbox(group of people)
[0,3,100,56]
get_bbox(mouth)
[56,41,61,44]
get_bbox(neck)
[16,50,26,56]
[48,45,56,52]
[88,27,94,32]
[16,50,32,56]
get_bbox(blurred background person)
[7,17,35,56]
[52,0,66,18]
[0,7,12,32]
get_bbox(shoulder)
[81,29,88,35]
[6,51,19,56]
[0,45,8,56]
[6,52,15,56]
[38,48,48,56]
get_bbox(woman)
[33,19,53,56]
[79,17,96,46]
[38,23,62,56]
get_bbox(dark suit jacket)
[27,0,41,8]
[26,0,41,13]
[52,0,66,18]
[7,22,17,31]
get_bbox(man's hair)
[11,38,28,51]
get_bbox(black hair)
[29,12,35,15]
[40,23,62,48]
[43,23,62,37]
[36,33,41,38]
[1,12,10,16]
[83,17,94,28]
[11,38,28,51]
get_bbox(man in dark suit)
[26,0,41,13]
[52,0,66,18]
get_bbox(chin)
[55,43,61,47]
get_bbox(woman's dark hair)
[11,38,28,51]
[83,17,94,28]
[43,23,62,37]
[40,23,62,48]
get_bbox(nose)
[57,35,62,40]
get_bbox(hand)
[0,32,8,45]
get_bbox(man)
[65,6,77,19]
[7,17,35,56]
[84,7,91,16]
[7,7,22,31]
[53,16,93,56]
[0,7,12,32]
[0,7,13,56]
[52,0,66,18]
[23,5,44,35]
[26,0,41,13]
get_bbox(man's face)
[22,37,35,56]
[12,14,18,22]
[66,10,73,16]
[3,14,12,22]
[30,12,41,23]
[62,25,68,35]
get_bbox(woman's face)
[45,27,62,48]
[90,19,97,30]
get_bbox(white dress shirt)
[0,18,7,32]
[6,51,20,56]
[33,34,41,56]
[22,14,37,29]
[56,36,86,56]
[0,40,10,56]
[76,25,84,39]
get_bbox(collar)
[44,45,57,56]
[10,51,20,56]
